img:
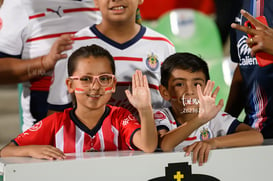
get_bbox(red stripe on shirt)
[101,119,117,150]
[117,82,159,90]
[142,36,174,46]
[30,76,52,91]
[83,133,91,152]
[72,36,99,41]
[29,13,46,19]
[63,7,99,13]
[260,0,264,16]
[185,136,197,141]
[63,119,76,153]
[29,8,99,20]
[114,57,143,62]
[26,32,76,42]
[148,84,159,90]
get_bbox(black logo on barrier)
[149,162,220,181]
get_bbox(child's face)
[161,69,206,114]
[66,56,116,111]
[94,0,143,23]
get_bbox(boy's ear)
[159,85,171,101]
[66,78,74,94]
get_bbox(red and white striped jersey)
[48,25,176,114]
[153,108,241,152]
[0,0,101,131]
[13,105,141,153]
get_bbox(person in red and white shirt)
[155,52,263,166]
[0,45,157,159]
[47,0,175,117]
[0,0,101,131]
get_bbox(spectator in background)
[138,0,244,46]
[225,0,273,138]
[0,0,101,131]
[138,0,215,20]
[47,0,175,116]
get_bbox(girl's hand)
[28,145,66,160]
[125,70,152,110]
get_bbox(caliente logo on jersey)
[237,35,258,66]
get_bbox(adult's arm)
[225,65,244,118]
[0,34,73,84]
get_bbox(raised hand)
[126,70,157,152]
[43,34,74,70]
[231,9,273,56]
[197,80,224,124]
[125,70,152,111]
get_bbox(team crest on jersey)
[154,111,166,120]
[29,121,43,132]
[200,127,211,140]
[145,53,159,71]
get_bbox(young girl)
[0,45,157,160]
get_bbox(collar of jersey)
[69,106,111,137]
[90,24,146,50]
[169,107,181,127]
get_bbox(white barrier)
[0,145,273,181]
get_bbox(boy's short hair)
[68,44,115,76]
[160,52,210,88]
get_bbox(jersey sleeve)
[13,114,58,146]
[153,109,172,131]
[209,111,240,137]
[0,0,28,56]
[115,108,141,150]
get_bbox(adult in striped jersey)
[0,0,101,131]
[47,0,175,116]
[154,53,263,166]
[226,0,273,138]
[0,45,157,159]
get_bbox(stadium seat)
[144,9,230,106]
[139,0,215,20]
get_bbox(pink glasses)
[69,74,115,87]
